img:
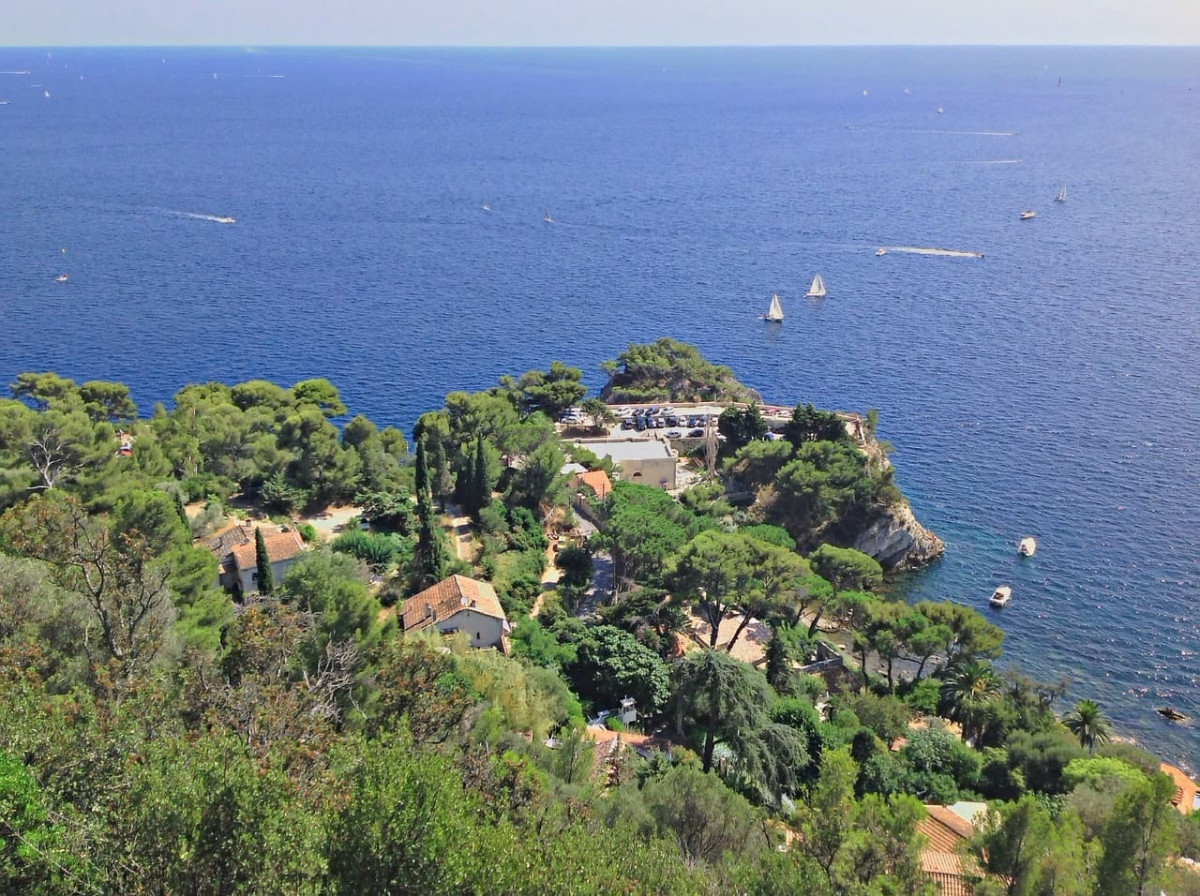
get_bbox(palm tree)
[940,660,1001,744]
[1063,699,1112,753]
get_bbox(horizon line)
[2,42,1199,50]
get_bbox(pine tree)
[254,526,274,596]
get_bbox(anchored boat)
[989,586,1012,608]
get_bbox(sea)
[2,46,1199,767]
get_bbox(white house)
[401,574,511,653]
[228,528,307,594]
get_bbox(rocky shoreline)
[850,501,945,571]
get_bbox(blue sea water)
[2,45,1200,765]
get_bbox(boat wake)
[151,208,237,224]
[884,246,985,259]
[922,129,1019,137]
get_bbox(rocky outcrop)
[850,501,944,571]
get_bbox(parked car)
[666,430,682,439]
[687,428,704,437]
[665,416,678,426]
[655,418,666,428]
[635,418,646,431]
[621,418,635,430]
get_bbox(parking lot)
[558,401,795,442]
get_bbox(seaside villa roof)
[572,468,613,500]
[402,574,507,633]
[229,529,306,571]
[919,804,985,896]
[574,438,672,463]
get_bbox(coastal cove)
[2,45,1199,768]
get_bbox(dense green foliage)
[0,358,1188,896]
[600,338,761,404]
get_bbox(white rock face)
[850,502,945,570]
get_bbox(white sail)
[763,293,784,322]
[1055,183,1067,202]
[805,274,826,298]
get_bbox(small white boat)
[1054,184,1068,203]
[481,202,491,212]
[989,585,1012,608]
[805,273,827,298]
[43,90,50,98]
[1018,536,1037,557]
[542,210,554,223]
[761,293,784,322]
[1019,210,1037,220]
[936,105,944,114]
[54,274,68,283]
[875,248,887,257]
[213,216,236,224]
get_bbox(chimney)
[425,603,434,620]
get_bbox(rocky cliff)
[849,501,945,571]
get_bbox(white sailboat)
[542,210,554,223]
[805,274,826,298]
[1054,183,1067,203]
[761,293,784,322]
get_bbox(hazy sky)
[7,0,1200,47]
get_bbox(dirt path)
[442,500,476,564]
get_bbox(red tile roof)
[919,805,982,896]
[402,575,507,633]
[572,469,613,500]
[230,529,306,571]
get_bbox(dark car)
[688,428,704,437]
[635,417,646,431]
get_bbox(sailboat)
[1054,184,1068,203]
[542,210,554,223]
[805,274,826,298]
[761,293,784,322]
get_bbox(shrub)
[899,677,941,716]
[297,522,319,543]
[332,529,407,572]
[606,717,625,732]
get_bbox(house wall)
[612,457,676,490]
[237,557,300,594]
[433,609,506,650]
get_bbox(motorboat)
[54,274,68,283]
[213,216,236,224]
[1019,210,1037,220]
[989,586,1012,608]
[1018,537,1037,557]
[875,248,887,257]
[1157,706,1190,723]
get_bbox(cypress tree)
[468,433,490,519]
[415,492,449,589]
[414,436,430,500]
[254,526,274,595]
[765,626,792,695]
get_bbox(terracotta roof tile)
[402,575,507,633]
[230,529,306,570]
[572,469,612,500]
